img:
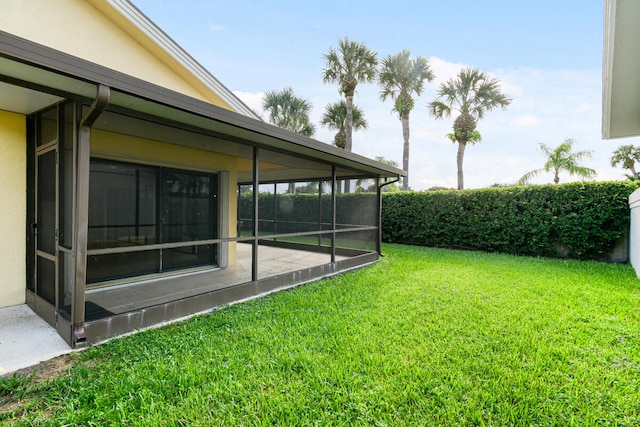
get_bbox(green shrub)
[382,182,637,260]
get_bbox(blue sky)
[131,0,631,189]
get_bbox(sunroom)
[0,30,404,347]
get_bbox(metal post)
[317,180,322,249]
[273,183,277,242]
[376,176,400,257]
[72,85,110,346]
[252,146,259,282]
[331,166,336,263]
[376,177,382,255]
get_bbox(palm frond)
[262,87,315,137]
[431,68,511,121]
[378,50,433,119]
[567,165,596,180]
[428,101,452,119]
[322,37,378,93]
[320,101,367,131]
[518,168,543,185]
[610,144,640,172]
[522,138,596,184]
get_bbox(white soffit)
[603,0,640,139]
[0,82,64,114]
[106,0,259,119]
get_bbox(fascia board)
[602,0,640,139]
[602,0,615,139]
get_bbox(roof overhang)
[602,0,640,139]
[0,30,405,180]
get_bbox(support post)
[252,147,259,282]
[71,85,109,346]
[331,166,336,263]
[376,176,400,257]
[317,180,322,249]
[376,177,382,255]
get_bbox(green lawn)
[2,244,639,426]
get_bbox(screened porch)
[80,161,383,343]
[0,29,403,346]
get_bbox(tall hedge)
[381,182,636,260]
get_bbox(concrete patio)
[0,304,72,375]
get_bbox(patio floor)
[86,243,344,319]
[0,305,72,375]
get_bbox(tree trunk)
[344,95,354,193]
[456,141,466,190]
[402,115,410,191]
[630,164,639,180]
[345,95,354,152]
[334,129,346,149]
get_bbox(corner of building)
[0,110,27,307]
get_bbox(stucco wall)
[91,129,238,265]
[0,0,232,110]
[0,110,26,307]
[630,188,640,277]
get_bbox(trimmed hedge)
[382,182,637,260]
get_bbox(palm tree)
[320,100,368,149]
[263,87,315,193]
[262,87,315,137]
[518,138,596,184]
[322,37,378,153]
[429,68,511,190]
[610,144,640,180]
[379,50,434,191]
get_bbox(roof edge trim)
[602,0,616,139]
[106,0,259,119]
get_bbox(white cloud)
[511,114,541,128]
[233,90,265,117]
[208,22,224,32]
[575,102,596,114]
[428,56,465,85]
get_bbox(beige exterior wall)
[0,0,233,110]
[91,130,238,265]
[0,111,26,307]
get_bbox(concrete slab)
[0,304,72,375]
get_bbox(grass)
[1,244,639,426]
